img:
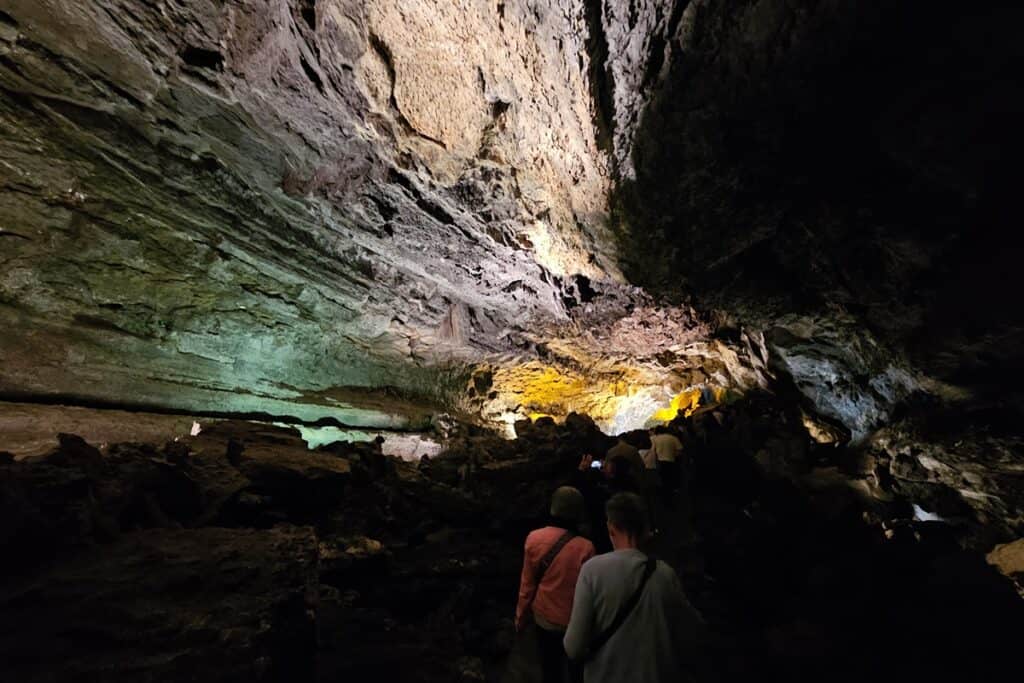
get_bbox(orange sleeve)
[515,533,538,629]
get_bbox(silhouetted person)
[606,437,645,479]
[650,425,693,539]
[564,493,702,683]
[649,426,684,497]
[572,455,640,554]
[517,487,596,683]
[639,442,661,533]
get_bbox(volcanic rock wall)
[1,0,1021,528]
[0,0,647,426]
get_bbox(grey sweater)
[563,549,702,683]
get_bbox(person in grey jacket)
[563,492,702,682]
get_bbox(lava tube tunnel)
[0,1,1022,682]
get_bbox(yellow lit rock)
[480,362,657,433]
[476,356,734,435]
[650,388,703,423]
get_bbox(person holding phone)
[572,454,641,554]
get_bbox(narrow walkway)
[500,485,700,683]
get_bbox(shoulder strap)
[587,556,657,658]
[536,530,576,585]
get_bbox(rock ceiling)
[0,0,740,433]
[1,0,1021,472]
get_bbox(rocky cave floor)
[2,397,1022,683]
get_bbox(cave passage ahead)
[0,1,1022,682]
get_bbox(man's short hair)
[605,492,649,538]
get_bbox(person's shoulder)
[570,535,596,553]
[591,550,648,573]
[580,550,619,574]
[651,560,685,592]
[653,559,675,576]
[526,526,555,543]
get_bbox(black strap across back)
[536,529,576,585]
[587,555,658,659]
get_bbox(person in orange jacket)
[516,486,596,683]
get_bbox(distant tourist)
[516,486,596,683]
[649,426,684,497]
[572,454,640,554]
[638,442,662,533]
[650,426,693,538]
[564,492,702,683]
[605,437,645,480]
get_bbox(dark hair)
[605,492,649,539]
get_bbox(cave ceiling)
[1,0,1021,449]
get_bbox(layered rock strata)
[0,0,634,426]
[0,1,1020,545]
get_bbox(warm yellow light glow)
[648,386,727,424]
[650,388,703,423]
[486,363,636,432]
[483,360,733,436]
[519,366,588,408]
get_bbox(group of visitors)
[515,427,702,683]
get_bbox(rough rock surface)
[5,399,1022,682]
[0,401,208,457]
[677,395,1024,682]
[987,539,1024,597]
[0,0,797,440]
[766,315,919,442]
[866,421,1024,548]
[0,0,636,425]
[5,1,1015,443]
[0,418,594,681]
[1,0,1021,584]
[611,0,1024,421]
[596,0,1024,529]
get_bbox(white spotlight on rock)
[912,504,945,522]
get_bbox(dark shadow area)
[2,401,1019,682]
[675,396,1023,683]
[613,2,1024,402]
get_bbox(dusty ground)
[0,401,444,462]
[0,402,208,458]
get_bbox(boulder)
[318,535,389,588]
[987,538,1024,596]
[235,442,351,519]
[192,421,352,521]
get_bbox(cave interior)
[1,1,1022,682]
